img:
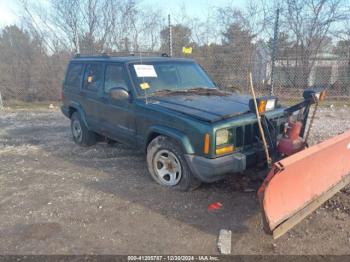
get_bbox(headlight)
[265,99,276,111]
[216,129,229,146]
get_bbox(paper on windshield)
[134,65,157,78]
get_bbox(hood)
[147,94,252,122]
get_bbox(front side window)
[104,64,129,93]
[128,61,215,95]
[65,63,83,88]
[83,63,103,91]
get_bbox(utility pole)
[168,14,173,57]
[270,8,280,96]
[75,31,80,55]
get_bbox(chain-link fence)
[1,43,350,105]
[1,0,350,106]
[180,47,350,100]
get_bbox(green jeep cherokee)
[61,55,286,191]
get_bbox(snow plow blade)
[258,129,350,239]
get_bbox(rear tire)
[70,112,97,146]
[147,136,201,191]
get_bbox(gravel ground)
[0,106,349,255]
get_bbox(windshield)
[128,61,216,95]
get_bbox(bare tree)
[217,0,267,40]
[160,24,192,56]
[0,25,64,101]
[21,0,160,54]
[2,0,349,104]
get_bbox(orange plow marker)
[258,129,350,239]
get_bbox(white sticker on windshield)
[134,64,157,78]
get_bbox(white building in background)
[273,53,349,88]
[253,43,350,89]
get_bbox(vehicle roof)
[70,55,195,63]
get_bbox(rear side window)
[83,63,104,91]
[65,63,83,88]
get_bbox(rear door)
[98,62,136,145]
[80,62,104,131]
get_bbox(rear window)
[83,63,104,91]
[65,63,83,88]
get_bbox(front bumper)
[185,153,246,183]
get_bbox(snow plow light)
[303,88,327,102]
[258,100,267,114]
[250,97,277,115]
[319,90,326,101]
[266,99,276,111]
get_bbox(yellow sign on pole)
[182,46,192,55]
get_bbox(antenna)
[168,14,173,57]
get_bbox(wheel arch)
[146,126,195,155]
[68,102,89,128]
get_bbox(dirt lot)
[0,106,350,255]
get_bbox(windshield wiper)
[149,87,222,97]
[149,89,176,96]
[183,87,218,92]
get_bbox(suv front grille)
[231,116,286,150]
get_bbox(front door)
[98,63,136,145]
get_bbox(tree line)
[0,0,349,102]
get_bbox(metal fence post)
[168,14,173,57]
[0,91,3,110]
[270,8,280,96]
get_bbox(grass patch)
[2,100,61,111]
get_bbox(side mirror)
[109,87,130,101]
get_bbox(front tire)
[147,136,201,191]
[70,112,97,146]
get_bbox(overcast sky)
[0,0,20,26]
[0,0,247,27]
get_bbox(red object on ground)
[208,202,223,212]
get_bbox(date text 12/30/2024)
[127,256,220,261]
